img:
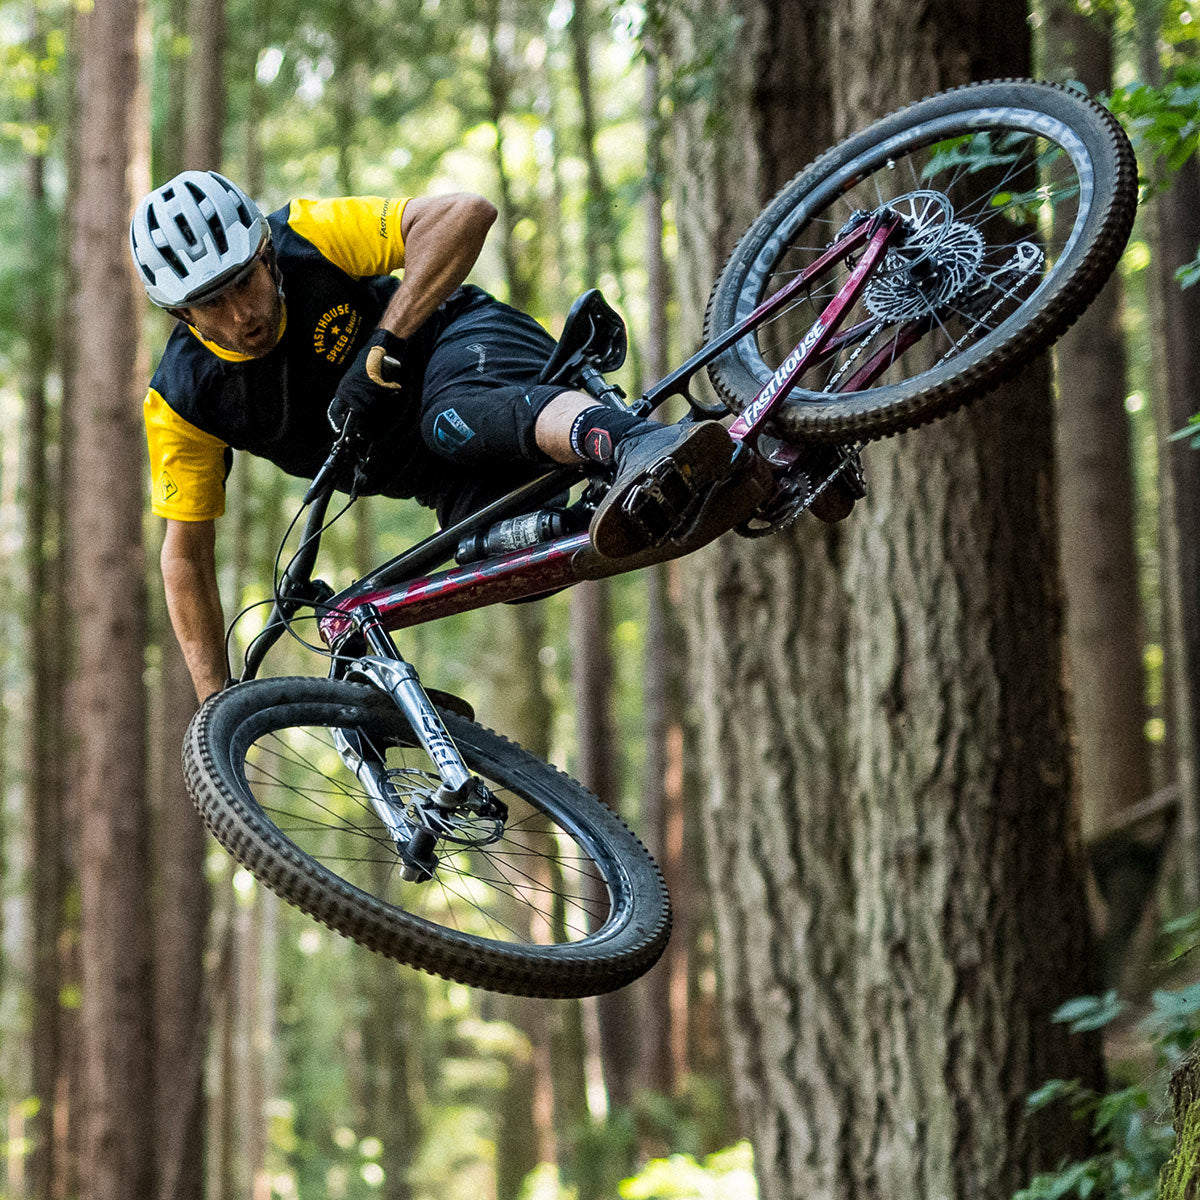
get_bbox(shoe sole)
[589,422,737,558]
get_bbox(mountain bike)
[182,81,1137,998]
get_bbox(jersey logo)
[159,471,178,502]
[467,343,487,373]
[432,409,476,451]
[313,304,363,366]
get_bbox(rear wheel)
[184,677,671,997]
[704,80,1137,442]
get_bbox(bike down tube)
[317,525,691,647]
[728,211,903,446]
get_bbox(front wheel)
[183,677,671,997]
[704,80,1137,442]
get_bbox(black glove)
[328,328,407,435]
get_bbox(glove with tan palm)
[328,328,407,435]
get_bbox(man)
[133,170,746,702]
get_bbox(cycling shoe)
[588,421,738,558]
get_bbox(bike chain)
[737,442,865,539]
[933,243,1044,367]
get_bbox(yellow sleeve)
[287,196,409,278]
[144,388,228,521]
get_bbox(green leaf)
[1027,1079,1081,1112]
[1051,991,1125,1032]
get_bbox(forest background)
[2,0,1200,1197]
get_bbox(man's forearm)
[162,541,229,703]
[380,194,497,339]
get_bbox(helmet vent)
[158,240,186,277]
[174,213,198,249]
[206,213,229,255]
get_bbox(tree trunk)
[152,7,222,1189]
[69,0,155,1196]
[1160,1049,1200,1200]
[1041,8,1148,838]
[637,19,692,1099]
[1041,0,1151,993]
[673,0,1105,1196]
[23,6,69,1194]
[1137,0,1200,910]
[1149,161,1200,908]
[183,0,225,169]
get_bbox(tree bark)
[673,0,1104,1196]
[637,19,692,1098]
[1137,0,1200,910]
[69,0,155,1195]
[151,5,221,1189]
[1160,1048,1200,1199]
[1041,7,1149,840]
[23,7,70,1194]
[183,0,225,170]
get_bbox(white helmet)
[130,170,270,308]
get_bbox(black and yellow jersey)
[145,196,422,521]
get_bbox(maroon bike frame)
[316,212,903,650]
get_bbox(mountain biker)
[132,169,756,702]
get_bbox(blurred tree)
[1041,0,1152,987]
[19,4,73,1196]
[68,0,156,1195]
[1135,0,1200,907]
[636,0,691,1103]
[149,2,221,1195]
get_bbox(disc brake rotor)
[384,766,505,850]
[865,221,985,321]
[858,188,986,322]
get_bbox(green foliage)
[1011,932,1200,1200]
[1108,68,1200,183]
[618,1142,757,1200]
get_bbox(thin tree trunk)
[567,0,640,1122]
[1042,7,1148,836]
[152,6,221,1190]
[637,14,690,1099]
[183,0,225,170]
[1136,6,1200,907]
[23,6,67,1194]
[69,0,155,1195]
[1041,0,1151,992]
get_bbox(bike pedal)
[646,459,696,512]
[620,483,677,542]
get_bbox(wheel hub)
[864,190,986,321]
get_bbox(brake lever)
[304,413,365,504]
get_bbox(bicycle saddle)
[539,289,628,385]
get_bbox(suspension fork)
[333,603,482,881]
[339,603,477,803]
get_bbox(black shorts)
[405,287,568,526]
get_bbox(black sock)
[569,405,651,465]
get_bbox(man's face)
[180,257,283,357]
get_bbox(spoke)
[250,766,388,841]
[253,737,364,805]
